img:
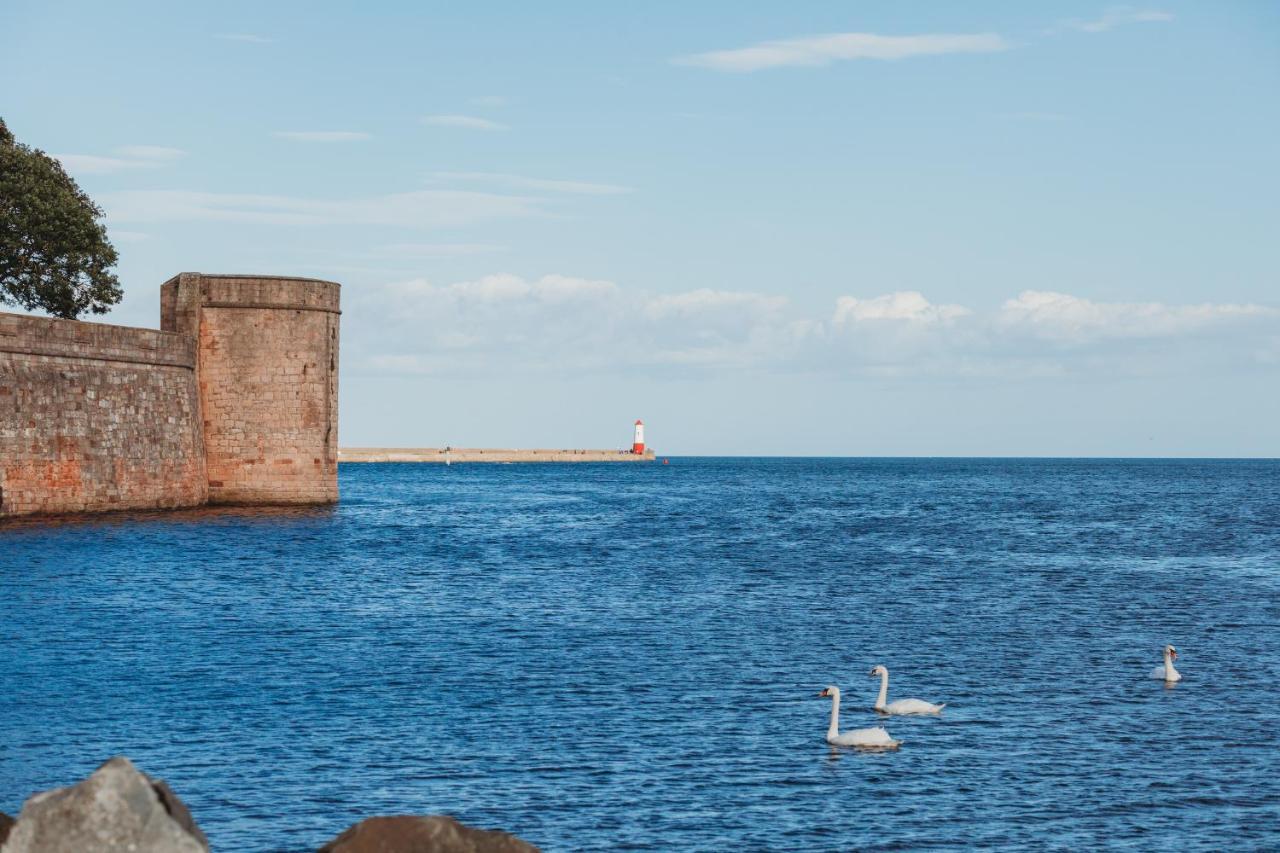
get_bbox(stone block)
[3,756,208,853]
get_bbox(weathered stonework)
[163,274,340,505]
[0,273,340,518]
[0,314,206,516]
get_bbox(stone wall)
[163,274,340,505]
[0,313,207,515]
[0,272,340,518]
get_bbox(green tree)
[0,118,122,319]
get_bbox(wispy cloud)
[643,289,786,321]
[360,274,799,373]
[834,292,970,325]
[675,32,1009,72]
[54,155,146,174]
[370,243,507,259]
[102,189,541,227]
[272,131,372,142]
[421,114,508,131]
[354,278,1278,378]
[997,291,1272,342]
[430,171,633,195]
[54,145,186,175]
[115,145,185,160]
[1055,6,1174,34]
[214,33,274,43]
[470,95,508,107]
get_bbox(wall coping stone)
[0,311,195,369]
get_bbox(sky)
[2,1,1278,455]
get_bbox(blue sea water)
[2,458,1279,851]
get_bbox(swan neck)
[875,671,889,709]
[1164,650,1180,680]
[827,691,840,739]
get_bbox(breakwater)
[339,447,656,463]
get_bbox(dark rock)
[4,756,207,853]
[0,811,14,847]
[151,778,209,851]
[318,815,538,853]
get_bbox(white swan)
[1149,644,1182,682]
[870,665,945,715]
[817,686,901,748]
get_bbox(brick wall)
[0,313,207,515]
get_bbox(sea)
[2,458,1278,851]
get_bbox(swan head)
[818,685,840,699]
[1164,644,1178,660]
[869,665,888,677]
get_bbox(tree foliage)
[0,117,122,319]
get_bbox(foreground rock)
[318,815,538,853]
[3,756,208,853]
[0,812,14,847]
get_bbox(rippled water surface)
[3,459,1279,850]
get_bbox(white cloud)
[430,171,632,195]
[644,289,786,320]
[357,275,803,373]
[834,291,970,324]
[534,274,620,302]
[421,115,508,131]
[214,33,274,43]
[675,32,1009,72]
[54,154,143,174]
[102,188,541,227]
[351,280,1278,379]
[272,131,372,142]
[53,145,186,175]
[440,273,532,302]
[998,290,1273,342]
[1056,7,1174,33]
[389,273,618,306]
[470,95,508,107]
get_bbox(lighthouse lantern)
[632,419,645,454]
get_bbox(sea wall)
[0,312,207,516]
[340,447,656,463]
[163,274,340,505]
[0,273,341,518]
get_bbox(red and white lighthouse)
[632,419,646,455]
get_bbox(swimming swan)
[870,665,946,715]
[1150,644,1182,682]
[817,686,901,748]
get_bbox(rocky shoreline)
[0,757,536,852]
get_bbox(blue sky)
[3,2,1278,455]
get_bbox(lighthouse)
[632,419,646,455]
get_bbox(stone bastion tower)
[161,273,341,506]
[0,272,340,518]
